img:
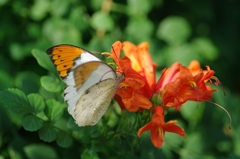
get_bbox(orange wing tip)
[60,71,68,77]
[46,44,84,55]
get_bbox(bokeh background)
[0,0,240,158]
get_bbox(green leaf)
[162,44,199,66]
[24,144,58,159]
[15,71,40,94]
[32,49,57,75]
[81,148,99,159]
[30,0,50,21]
[40,75,63,92]
[38,124,57,142]
[50,0,69,17]
[21,114,43,131]
[90,0,103,11]
[157,16,191,45]
[56,132,73,148]
[0,88,31,115]
[10,43,28,60]
[127,0,152,15]
[45,99,64,122]
[91,11,114,31]
[126,17,154,42]
[27,93,45,114]
[191,37,218,60]
[43,18,81,44]
[182,133,204,158]
[0,70,12,89]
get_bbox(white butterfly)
[47,44,123,126]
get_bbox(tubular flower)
[138,106,185,148]
[162,65,217,110]
[122,41,156,98]
[116,58,152,111]
[111,41,153,112]
[107,41,225,148]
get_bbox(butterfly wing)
[66,61,117,118]
[74,78,117,126]
[47,45,118,126]
[46,44,100,78]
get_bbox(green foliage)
[24,144,58,159]
[38,123,57,142]
[21,114,43,131]
[56,131,73,148]
[157,16,191,45]
[32,49,57,74]
[45,99,64,122]
[91,12,114,31]
[40,76,63,92]
[0,0,239,158]
[0,88,31,115]
[27,93,45,114]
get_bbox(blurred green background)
[0,0,240,158]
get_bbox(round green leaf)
[21,114,43,131]
[126,17,154,42]
[81,148,99,159]
[40,76,63,92]
[10,43,28,60]
[127,0,152,15]
[45,99,64,122]
[43,18,81,44]
[27,93,45,114]
[0,88,30,115]
[56,132,73,148]
[157,16,191,45]
[32,49,57,75]
[24,144,58,159]
[38,124,57,142]
[30,0,50,21]
[91,11,114,31]
[191,37,218,60]
[50,0,69,17]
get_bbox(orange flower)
[116,58,152,111]
[122,41,156,98]
[155,62,181,91]
[138,106,185,148]
[162,65,217,110]
[110,42,153,112]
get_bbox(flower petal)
[163,120,185,136]
[138,122,155,137]
[122,41,142,72]
[155,62,181,90]
[138,42,156,91]
[117,87,152,111]
[111,41,123,63]
[150,127,164,148]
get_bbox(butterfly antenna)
[100,70,115,81]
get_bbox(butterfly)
[46,44,123,126]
